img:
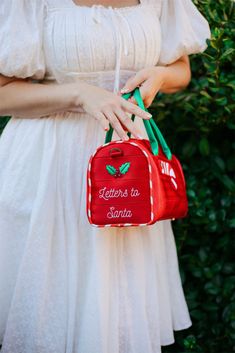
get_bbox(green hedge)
[0,1,234,352]
[155,1,234,352]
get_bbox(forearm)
[159,55,191,94]
[0,80,79,119]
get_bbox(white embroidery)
[171,178,178,189]
[107,207,132,219]
[99,187,128,200]
[170,168,176,178]
[130,188,140,197]
[160,160,178,189]
[98,187,141,200]
[160,160,170,175]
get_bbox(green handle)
[104,88,172,159]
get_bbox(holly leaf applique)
[119,162,130,175]
[106,165,117,175]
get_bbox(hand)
[70,81,152,141]
[120,66,167,108]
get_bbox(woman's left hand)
[119,66,167,108]
[119,56,191,107]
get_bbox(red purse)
[86,88,188,227]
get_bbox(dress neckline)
[69,0,142,11]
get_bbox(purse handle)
[104,87,172,160]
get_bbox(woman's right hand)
[69,81,152,141]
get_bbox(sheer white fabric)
[0,0,210,352]
[158,0,211,65]
[0,0,46,79]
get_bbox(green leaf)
[182,139,197,158]
[183,335,197,350]
[119,162,130,174]
[228,219,235,228]
[199,248,208,262]
[220,48,235,60]
[204,282,220,295]
[199,137,210,156]
[200,90,212,99]
[213,156,226,171]
[220,175,235,192]
[106,165,116,175]
[215,97,228,106]
[226,80,235,90]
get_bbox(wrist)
[153,65,169,89]
[67,81,89,110]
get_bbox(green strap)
[104,88,172,159]
[132,89,172,159]
[132,88,159,156]
[149,118,172,160]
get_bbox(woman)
[0,1,210,352]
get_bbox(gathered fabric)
[91,5,132,93]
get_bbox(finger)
[139,85,154,108]
[128,96,137,105]
[118,119,129,132]
[120,70,148,94]
[126,86,152,110]
[94,112,110,131]
[127,89,151,108]
[121,98,152,119]
[103,109,129,141]
[114,108,144,139]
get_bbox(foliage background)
[155,1,235,352]
[0,0,234,352]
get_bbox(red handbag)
[86,88,188,227]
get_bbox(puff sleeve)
[158,0,211,65]
[0,0,46,79]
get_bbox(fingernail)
[104,127,109,131]
[146,113,152,118]
[120,88,130,94]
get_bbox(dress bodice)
[0,0,211,92]
[43,0,162,91]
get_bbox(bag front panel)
[87,141,153,226]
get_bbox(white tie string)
[91,5,131,93]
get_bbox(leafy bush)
[0,1,234,352]
[153,1,235,352]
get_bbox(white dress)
[0,1,210,352]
